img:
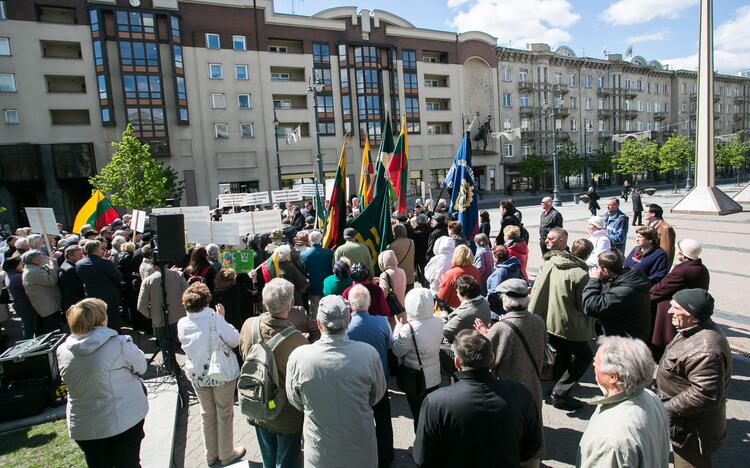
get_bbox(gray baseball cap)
[317,296,350,331]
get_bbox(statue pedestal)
[671,186,743,215]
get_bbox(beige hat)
[588,216,604,229]
[677,238,702,260]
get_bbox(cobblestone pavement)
[175,183,750,468]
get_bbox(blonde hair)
[121,242,136,254]
[182,283,212,312]
[66,298,108,336]
[504,225,521,240]
[452,244,474,267]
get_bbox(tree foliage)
[715,132,749,170]
[589,148,614,177]
[613,139,659,175]
[519,154,547,179]
[658,135,694,173]
[90,124,183,210]
[556,143,584,179]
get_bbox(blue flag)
[444,132,478,241]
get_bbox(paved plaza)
[169,182,750,468]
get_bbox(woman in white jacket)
[177,282,245,466]
[392,287,444,429]
[424,237,455,292]
[57,298,148,467]
[585,216,612,274]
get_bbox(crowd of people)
[0,192,731,468]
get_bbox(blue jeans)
[255,426,301,468]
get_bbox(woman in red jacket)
[503,225,529,282]
[438,245,481,309]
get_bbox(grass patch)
[0,419,85,467]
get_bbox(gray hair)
[206,243,220,260]
[309,230,323,244]
[64,244,82,259]
[549,227,568,243]
[501,294,530,311]
[275,244,292,262]
[393,223,407,239]
[27,234,44,249]
[14,237,29,251]
[83,239,101,256]
[474,233,489,248]
[21,249,44,265]
[348,284,371,312]
[262,278,295,318]
[111,236,127,251]
[597,336,655,395]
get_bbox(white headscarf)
[425,236,455,292]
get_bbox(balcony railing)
[620,88,637,98]
[518,81,534,92]
[519,106,537,116]
[653,111,668,121]
[597,108,612,118]
[597,87,612,97]
[552,83,569,95]
[598,131,612,139]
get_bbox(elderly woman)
[378,250,406,312]
[438,245,482,309]
[625,226,669,285]
[585,216,612,275]
[4,257,37,339]
[177,283,245,466]
[57,298,148,466]
[343,263,390,319]
[386,223,415,290]
[425,237,455,292]
[485,245,524,315]
[472,234,494,296]
[323,259,353,296]
[392,287,443,429]
[504,225,529,282]
[22,249,62,334]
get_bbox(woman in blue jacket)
[624,226,669,285]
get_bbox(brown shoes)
[220,447,246,466]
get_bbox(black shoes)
[550,393,584,411]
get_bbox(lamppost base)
[552,193,562,206]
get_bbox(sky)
[273,0,750,75]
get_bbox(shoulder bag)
[383,273,405,316]
[202,314,240,387]
[499,319,558,381]
[396,323,427,396]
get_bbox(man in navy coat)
[76,239,123,331]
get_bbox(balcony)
[424,74,450,88]
[734,95,746,104]
[268,39,304,54]
[653,111,668,121]
[690,92,721,103]
[46,75,86,93]
[556,131,571,141]
[552,83,569,95]
[597,87,612,97]
[50,109,90,125]
[518,81,534,92]
[620,88,637,98]
[555,105,570,117]
[41,40,82,59]
[272,95,307,110]
[519,106,536,116]
[270,67,306,82]
[597,108,612,118]
[425,98,451,111]
[733,113,744,122]
[598,131,612,139]
[620,109,638,120]
[521,130,543,141]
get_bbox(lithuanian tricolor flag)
[387,119,408,215]
[261,250,281,282]
[72,189,120,234]
[322,136,349,249]
[357,139,374,208]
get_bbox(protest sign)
[251,209,283,235]
[271,189,303,203]
[221,212,254,236]
[220,249,254,273]
[295,183,324,198]
[25,207,60,236]
[131,210,146,233]
[185,221,211,244]
[210,222,240,245]
[246,192,270,205]
[152,206,210,223]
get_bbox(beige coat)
[137,269,188,327]
[22,263,61,317]
[387,237,415,285]
[652,218,676,267]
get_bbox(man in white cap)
[286,295,386,468]
[650,238,710,360]
[585,216,611,275]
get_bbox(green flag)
[372,111,394,197]
[347,174,392,271]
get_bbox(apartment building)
[0,0,749,228]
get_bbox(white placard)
[251,209,283,235]
[185,221,211,244]
[271,189,303,203]
[295,183,325,198]
[211,222,240,245]
[247,192,270,205]
[421,181,426,201]
[131,210,146,233]
[325,179,350,200]
[221,212,254,236]
[219,193,250,208]
[25,207,60,236]
[152,206,210,223]
[151,207,180,216]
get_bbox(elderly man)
[583,250,651,341]
[240,278,308,468]
[76,239,123,332]
[414,329,542,468]
[529,227,594,411]
[59,244,85,313]
[657,289,731,468]
[645,203,676,267]
[539,196,564,255]
[21,250,62,334]
[347,285,393,468]
[137,263,188,372]
[286,295,386,468]
[299,230,333,317]
[334,227,373,277]
[206,243,222,272]
[578,336,670,467]
[602,197,629,253]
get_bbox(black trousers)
[405,385,439,431]
[76,419,145,468]
[548,334,593,398]
[372,392,394,468]
[36,312,62,335]
[632,210,642,225]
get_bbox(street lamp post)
[308,76,325,190]
[583,120,592,188]
[272,108,282,190]
[543,99,562,206]
[685,162,693,190]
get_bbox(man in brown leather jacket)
[656,288,731,468]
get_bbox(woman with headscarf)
[437,245,482,309]
[323,259,353,296]
[424,237,455,292]
[503,225,529,282]
[378,250,407,314]
[472,234,494,296]
[392,287,443,429]
[342,262,390,319]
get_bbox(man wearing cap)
[265,229,286,256]
[602,197,629,253]
[645,203,676,267]
[475,278,547,465]
[585,216,612,275]
[334,228,374,278]
[286,295,386,468]
[650,239,710,361]
[657,289,731,468]
[426,213,448,262]
[539,197,564,255]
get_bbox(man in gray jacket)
[22,250,62,334]
[286,295,386,468]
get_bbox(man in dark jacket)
[426,213,448,262]
[539,197,563,255]
[582,250,651,341]
[413,329,542,468]
[410,214,431,285]
[631,187,644,226]
[299,231,333,317]
[58,244,85,314]
[76,239,123,331]
[657,289,731,468]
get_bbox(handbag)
[383,273,405,316]
[396,323,427,396]
[202,314,240,387]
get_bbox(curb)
[0,405,66,435]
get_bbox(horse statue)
[472,115,493,154]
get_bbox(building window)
[235,65,248,80]
[209,64,223,79]
[313,43,330,63]
[637,100,643,111]
[176,77,187,101]
[269,45,288,53]
[519,68,528,82]
[402,49,416,68]
[663,84,669,94]
[585,97,592,110]
[571,119,577,131]
[214,123,229,139]
[4,109,18,124]
[583,75,592,88]
[569,97,577,109]
[233,35,246,51]
[0,2,5,20]
[504,144,514,157]
[597,76,605,88]
[0,73,16,92]
[211,93,226,109]
[206,33,220,49]
[237,94,252,109]
[637,79,643,91]
[0,37,9,56]
[502,93,512,108]
[502,66,511,82]
[403,72,417,90]
[598,120,605,132]
[119,41,159,67]
[123,75,161,99]
[240,122,254,138]
[522,145,530,156]
[569,74,577,87]
[313,68,332,86]
[521,118,529,130]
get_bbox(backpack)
[237,317,298,422]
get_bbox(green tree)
[658,135,694,192]
[90,124,183,210]
[519,155,546,192]
[161,164,186,202]
[614,139,659,181]
[556,143,584,181]
[715,132,749,184]
[589,148,614,182]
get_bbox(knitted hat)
[673,288,714,322]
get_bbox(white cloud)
[448,0,580,47]
[627,31,667,44]
[661,6,750,74]
[601,0,697,26]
